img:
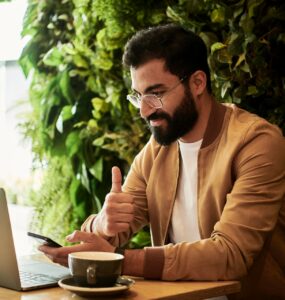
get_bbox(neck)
[179,95,213,143]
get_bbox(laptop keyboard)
[20,270,57,285]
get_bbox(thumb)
[111,166,122,193]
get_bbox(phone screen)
[27,232,62,247]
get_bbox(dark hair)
[123,23,211,93]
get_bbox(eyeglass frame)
[126,76,187,109]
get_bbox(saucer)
[58,276,135,297]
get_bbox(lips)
[150,118,164,126]
[147,111,170,128]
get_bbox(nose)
[140,100,157,119]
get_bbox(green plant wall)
[20,0,285,245]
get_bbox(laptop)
[0,188,70,291]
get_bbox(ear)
[189,70,207,97]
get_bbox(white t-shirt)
[169,139,202,243]
[169,139,227,300]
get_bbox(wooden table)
[0,278,240,300]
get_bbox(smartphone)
[27,232,62,248]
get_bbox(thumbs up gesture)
[96,166,134,237]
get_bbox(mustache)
[147,111,170,122]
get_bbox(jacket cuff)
[143,246,165,279]
[81,214,96,232]
[81,214,115,242]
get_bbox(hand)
[38,231,115,267]
[95,166,134,237]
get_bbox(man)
[40,24,285,299]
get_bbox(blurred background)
[0,0,35,255]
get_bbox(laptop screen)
[0,188,70,291]
[0,188,22,290]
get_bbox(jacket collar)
[201,100,227,149]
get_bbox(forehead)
[130,59,178,92]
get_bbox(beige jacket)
[83,101,285,299]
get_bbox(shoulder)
[222,104,285,169]
[223,103,284,142]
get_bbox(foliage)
[28,156,85,245]
[167,0,285,131]
[20,0,285,246]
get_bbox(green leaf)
[130,230,151,248]
[234,53,246,69]
[93,50,113,70]
[59,71,73,103]
[81,163,91,193]
[216,48,232,64]
[65,131,81,157]
[149,11,166,24]
[56,105,74,133]
[92,98,104,111]
[87,119,99,131]
[70,177,81,206]
[247,0,264,18]
[211,42,226,53]
[240,62,251,75]
[92,97,109,112]
[211,7,225,24]
[239,14,255,34]
[74,202,87,220]
[166,6,182,22]
[90,158,103,182]
[73,54,89,68]
[62,105,74,121]
[69,177,90,219]
[199,32,218,49]
[93,136,105,146]
[247,85,258,96]
[221,81,231,98]
[43,47,63,67]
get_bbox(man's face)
[130,59,198,145]
[146,87,198,145]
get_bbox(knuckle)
[128,205,135,213]
[105,193,112,203]
[127,215,134,223]
[105,205,114,214]
[106,193,116,202]
[121,223,130,231]
[128,195,134,203]
[73,230,80,238]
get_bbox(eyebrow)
[132,83,166,95]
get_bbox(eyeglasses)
[127,77,186,109]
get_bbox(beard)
[146,87,198,146]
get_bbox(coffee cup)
[68,251,124,287]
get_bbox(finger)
[111,166,122,193]
[66,230,97,243]
[52,257,68,267]
[45,254,68,267]
[117,213,134,222]
[107,222,131,235]
[108,212,134,223]
[116,203,134,214]
[38,245,69,266]
[38,244,67,256]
